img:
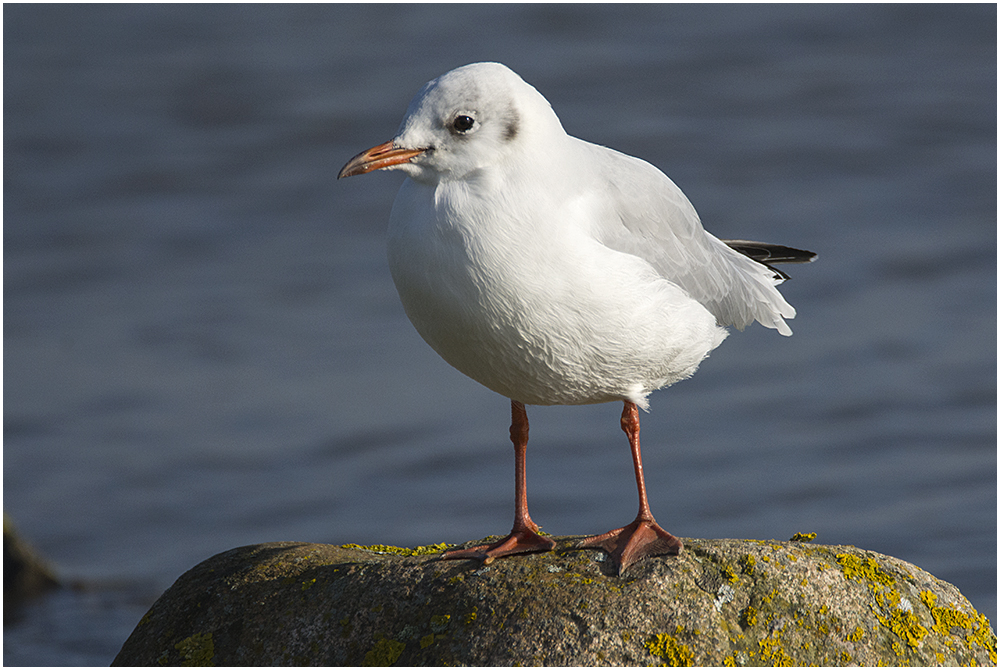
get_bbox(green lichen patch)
[174,633,215,667]
[429,614,451,633]
[340,542,452,556]
[363,637,405,666]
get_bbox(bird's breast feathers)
[386,176,725,405]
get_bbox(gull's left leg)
[577,401,682,574]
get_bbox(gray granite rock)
[113,537,995,666]
[4,513,59,624]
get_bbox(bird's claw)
[441,528,557,564]
[577,517,682,575]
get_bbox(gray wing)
[583,141,802,336]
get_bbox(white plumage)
[379,62,794,408]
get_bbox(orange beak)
[338,140,426,179]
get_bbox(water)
[4,5,995,664]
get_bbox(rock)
[113,536,995,666]
[4,513,59,625]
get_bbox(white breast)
[386,176,727,409]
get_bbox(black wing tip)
[724,240,817,265]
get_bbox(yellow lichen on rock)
[878,608,928,649]
[757,631,795,667]
[836,553,894,586]
[113,539,995,667]
[646,632,694,666]
[920,589,997,664]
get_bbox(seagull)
[339,62,814,575]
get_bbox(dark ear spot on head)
[503,108,520,141]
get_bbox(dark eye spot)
[452,115,475,133]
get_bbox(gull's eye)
[451,114,476,134]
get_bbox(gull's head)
[339,62,563,184]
